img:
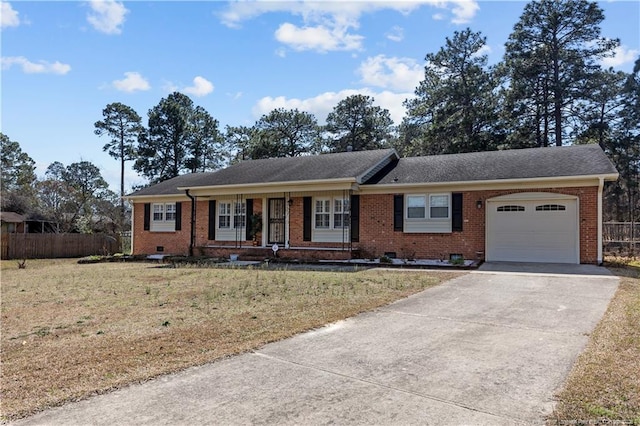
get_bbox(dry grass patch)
[549,264,640,424]
[0,259,460,421]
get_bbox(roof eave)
[359,173,619,193]
[176,177,357,195]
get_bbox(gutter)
[359,173,620,193]
[185,189,196,257]
[177,177,356,193]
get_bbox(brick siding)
[132,186,599,264]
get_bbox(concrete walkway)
[13,265,619,425]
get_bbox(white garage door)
[486,193,579,264]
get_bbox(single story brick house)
[125,144,618,264]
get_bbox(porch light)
[287,198,294,207]
[476,200,483,209]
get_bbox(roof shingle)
[367,144,617,185]
[129,149,396,196]
[128,144,617,197]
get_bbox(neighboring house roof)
[129,149,397,197]
[126,144,618,199]
[367,144,618,185]
[0,212,26,223]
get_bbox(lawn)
[0,259,459,421]
[549,261,640,424]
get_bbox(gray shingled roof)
[129,149,396,197]
[367,144,617,185]
[128,145,617,197]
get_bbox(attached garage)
[486,193,579,264]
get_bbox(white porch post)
[285,194,291,248]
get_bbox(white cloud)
[450,0,479,24]
[162,80,178,93]
[601,45,639,68]
[1,2,20,28]
[220,1,479,52]
[220,1,477,28]
[275,22,363,52]
[112,72,150,92]
[253,88,412,125]
[432,13,445,21]
[357,55,423,92]
[471,44,492,58]
[87,0,128,35]
[385,25,404,42]
[182,76,214,97]
[1,56,71,74]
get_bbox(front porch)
[197,245,359,262]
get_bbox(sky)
[2,0,639,194]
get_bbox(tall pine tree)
[502,0,619,147]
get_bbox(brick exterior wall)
[132,186,599,264]
[132,201,191,256]
[353,187,598,264]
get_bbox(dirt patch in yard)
[0,259,460,421]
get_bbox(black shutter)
[143,203,150,231]
[303,197,312,241]
[245,199,253,240]
[350,195,360,242]
[393,195,403,232]
[208,200,216,240]
[452,193,463,232]
[175,202,182,231]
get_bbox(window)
[218,202,231,229]
[315,199,330,229]
[153,204,164,221]
[430,195,449,219]
[497,205,525,212]
[152,203,176,222]
[234,202,246,228]
[536,204,566,211]
[334,198,350,228]
[407,196,426,219]
[165,203,176,221]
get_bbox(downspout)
[130,203,134,255]
[597,177,604,265]
[185,190,196,257]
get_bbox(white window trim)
[406,195,427,220]
[218,202,231,229]
[152,203,176,222]
[314,198,331,229]
[234,201,247,229]
[314,197,351,230]
[429,193,450,220]
[333,198,350,229]
[218,201,246,230]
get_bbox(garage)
[486,193,579,264]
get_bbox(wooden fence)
[0,233,120,260]
[603,222,640,243]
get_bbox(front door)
[268,198,285,244]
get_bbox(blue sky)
[2,1,639,193]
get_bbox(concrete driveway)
[13,264,619,425]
